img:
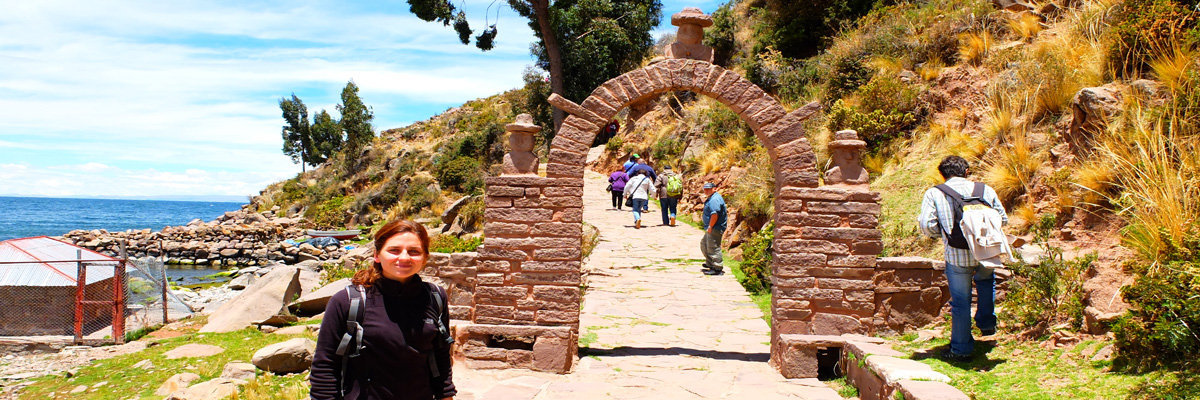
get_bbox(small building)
[0,236,124,337]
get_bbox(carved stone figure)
[824,129,869,190]
[502,114,541,175]
[665,8,714,62]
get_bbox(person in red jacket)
[310,220,455,400]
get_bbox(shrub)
[605,136,624,153]
[957,31,993,65]
[825,51,873,102]
[1114,259,1200,370]
[1108,0,1199,78]
[731,152,775,223]
[456,196,485,232]
[307,195,350,229]
[400,177,440,217]
[650,135,684,165]
[434,156,484,194]
[429,234,483,253]
[738,222,775,294]
[1002,245,1094,332]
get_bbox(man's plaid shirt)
[918,177,1008,267]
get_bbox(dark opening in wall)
[817,346,843,381]
[487,334,535,351]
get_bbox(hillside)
[251,0,1198,381]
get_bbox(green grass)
[15,315,316,400]
[871,155,942,258]
[889,333,1197,399]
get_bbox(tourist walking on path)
[310,220,456,400]
[623,170,656,229]
[623,154,639,174]
[918,155,1008,361]
[608,169,629,210]
[700,182,727,275]
[654,166,683,226]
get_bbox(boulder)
[273,324,318,335]
[164,378,242,400]
[228,273,255,290]
[1067,84,1122,155]
[220,362,256,381]
[163,344,225,359]
[1083,306,1123,334]
[252,338,316,374]
[155,372,200,396]
[289,278,352,315]
[441,195,474,225]
[200,267,303,333]
[993,0,1035,11]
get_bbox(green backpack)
[666,174,683,197]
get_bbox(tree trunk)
[531,0,566,132]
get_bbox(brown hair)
[351,220,430,286]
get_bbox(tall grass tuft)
[1008,12,1044,42]
[957,31,993,65]
[983,130,1044,204]
[1149,45,1198,94]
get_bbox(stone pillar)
[665,8,714,63]
[501,114,541,175]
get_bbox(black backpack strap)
[971,182,985,198]
[336,285,365,399]
[934,184,971,249]
[425,282,452,379]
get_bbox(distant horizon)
[0,194,248,204]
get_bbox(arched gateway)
[451,8,884,377]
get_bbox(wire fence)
[0,256,195,344]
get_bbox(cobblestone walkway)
[450,170,843,399]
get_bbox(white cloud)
[0,0,538,197]
[0,162,280,198]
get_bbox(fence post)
[74,249,84,344]
[114,242,128,344]
[161,240,169,325]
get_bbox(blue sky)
[0,0,723,200]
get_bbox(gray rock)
[220,362,256,381]
[227,274,255,290]
[164,378,243,400]
[200,267,304,333]
[252,338,316,374]
[155,372,201,396]
[441,195,474,225]
[289,278,352,315]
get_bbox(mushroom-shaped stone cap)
[505,113,542,134]
[830,129,866,149]
[672,7,713,27]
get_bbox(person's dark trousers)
[611,190,623,209]
[659,197,677,225]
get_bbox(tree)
[337,81,374,154]
[279,94,313,172]
[311,110,343,163]
[403,0,661,130]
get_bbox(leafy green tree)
[337,81,374,154]
[757,0,889,59]
[402,0,661,130]
[311,110,343,163]
[279,94,313,172]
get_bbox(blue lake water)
[0,196,245,241]
[0,196,246,282]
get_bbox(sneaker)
[940,350,971,362]
[670,217,676,226]
[702,268,724,276]
[980,328,996,336]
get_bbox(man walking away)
[623,154,639,174]
[655,166,683,226]
[918,155,1008,361]
[623,170,656,229]
[700,182,727,275]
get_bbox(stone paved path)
[450,169,844,399]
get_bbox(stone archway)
[456,9,883,376]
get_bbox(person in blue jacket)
[700,182,727,276]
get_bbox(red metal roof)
[0,236,121,287]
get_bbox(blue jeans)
[631,199,648,222]
[945,262,996,355]
[659,197,677,225]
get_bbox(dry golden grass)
[1097,103,1200,261]
[700,138,749,175]
[983,130,1045,203]
[1149,45,1198,93]
[1074,162,1116,204]
[958,31,993,66]
[1024,31,1107,119]
[917,58,945,81]
[1008,12,1044,42]
[1012,201,1038,229]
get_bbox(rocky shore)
[58,206,349,266]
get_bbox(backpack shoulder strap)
[971,182,986,198]
[425,282,452,379]
[335,285,365,357]
[934,184,965,206]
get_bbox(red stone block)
[773,252,826,265]
[532,336,575,373]
[534,285,580,303]
[807,201,882,215]
[546,162,584,178]
[475,305,516,319]
[477,273,504,285]
[776,212,842,228]
[520,260,580,272]
[580,96,618,120]
[477,286,529,301]
[848,213,879,228]
[776,287,844,301]
[532,247,582,261]
[532,222,583,238]
[775,239,848,255]
[800,227,882,241]
[485,208,554,223]
[488,186,525,197]
[484,222,531,237]
[773,138,814,159]
[543,186,583,197]
[817,278,875,290]
[554,208,583,223]
[513,272,581,285]
[478,261,511,273]
[827,255,878,268]
[775,169,819,188]
[852,240,884,255]
[749,102,786,131]
[772,276,816,288]
[808,267,875,280]
[477,246,530,261]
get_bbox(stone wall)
[873,257,950,334]
[423,252,480,321]
[58,210,343,267]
